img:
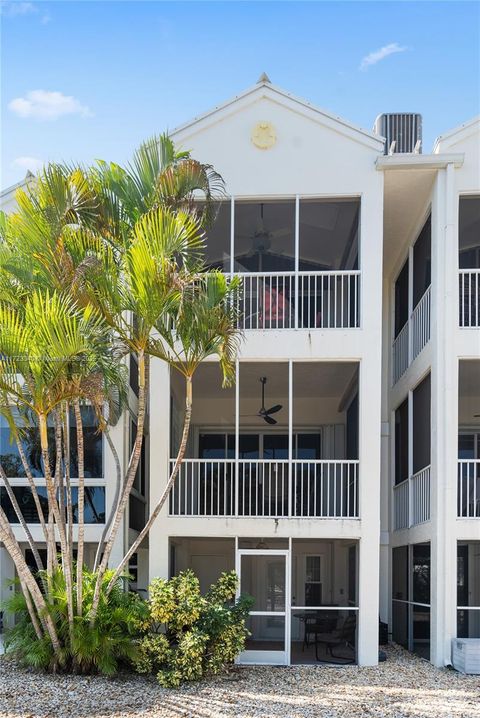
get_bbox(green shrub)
[135,570,253,687]
[3,566,148,675]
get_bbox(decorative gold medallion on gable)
[251,121,276,150]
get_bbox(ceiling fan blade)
[265,404,282,415]
[263,415,277,425]
[270,228,291,238]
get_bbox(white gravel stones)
[0,644,479,718]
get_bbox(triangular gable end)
[433,115,480,153]
[170,80,384,152]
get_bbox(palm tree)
[0,288,123,663]
[106,270,242,591]
[0,137,240,665]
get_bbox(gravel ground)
[0,644,479,718]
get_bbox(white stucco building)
[1,76,479,668]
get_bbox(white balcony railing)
[233,271,360,330]
[393,465,431,530]
[393,478,409,530]
[292,460,358,518]
[168,459,359,519]
[411,465,431,525]
[392,285,431,384]
[392,321,409,385]
[411,286,431,361]
[458,460,480,518]
[459,270,480,327]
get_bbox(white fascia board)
[170,81,385,151]
[432,115,480,153]
[376,153,464,171]
[0,175,31,199]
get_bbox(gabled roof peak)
[171,79,385,150]
[257,72,271,84]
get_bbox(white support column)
[0,547,15,631]
[408,389,413,528]
[430,163,458,666]
[229,196,235,274]
[148,357,171,582]
[294,195,299,329]
[235,360,240,517]
[288,360,293,517]
[357,182,383,666]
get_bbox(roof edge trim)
[376,153,464,171]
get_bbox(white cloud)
[1,2,36,17]
[1,2,51,24]
[8,90,92,120]
[12,156,44,173]
[359,43,408,71]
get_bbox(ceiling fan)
[255,377,283,425]
[239,204,291,256]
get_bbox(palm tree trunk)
[0,463,44,573]
[93,427,121,572]
[89,352,148,624]
[18,575,44,641]
[0,508,61,655]
[14,435,49,544]
[106,373,192,593]
[38,412,75,636]
[73,400,85,615]
[63,403,74,565]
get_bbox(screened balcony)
[393,374,431,530]
[202,198,360,330]
[458,361,480,518]
[459,196,480,328]
[392,216,431,384]
[169,361,359,519]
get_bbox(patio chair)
[314,613,357,663]
[301,611,337,651]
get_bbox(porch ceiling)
[193,362,358,399]
[383,168,436,277]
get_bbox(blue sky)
[2,0,479,189]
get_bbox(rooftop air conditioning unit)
[374,113,422,155]
[452,638,480,674]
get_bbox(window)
[1,486,105,524]
[0,407,103,479]
[70,406,103,479]
[304,555,322,606]
[199,432,321,460]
